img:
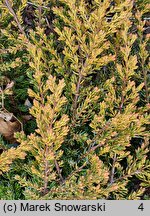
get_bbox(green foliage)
[0,172,23,200]
[0,0,149,200]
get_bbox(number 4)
[138,203,144,211]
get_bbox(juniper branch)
[109,153,117,184]
[4,0,25,36]
[72,70,82,121]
